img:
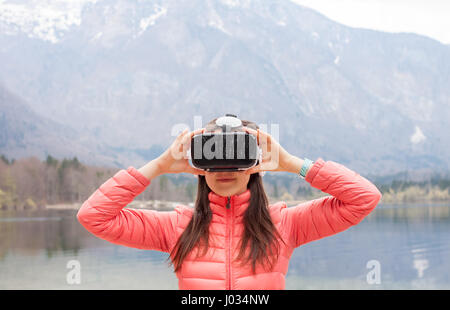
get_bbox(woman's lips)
[217,178,236,183]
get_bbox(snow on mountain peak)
[136,4,167,37]
[0,0,98,43]
[219,0,248,9]
[410,125,426,144]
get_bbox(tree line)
[0,154,449,211]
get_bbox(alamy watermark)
[66,259,81,285]
[366,259,381,285]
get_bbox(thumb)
[244,165,260,175]
[185,165,206,176]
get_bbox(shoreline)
[42,199,449,211]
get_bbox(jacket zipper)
[226,196,232,290]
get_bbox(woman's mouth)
[217,178,236,183]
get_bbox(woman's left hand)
[242,127,301,175]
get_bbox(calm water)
[1,202,449,289]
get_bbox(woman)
[77,118,382,290]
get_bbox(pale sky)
[291,0,450,45]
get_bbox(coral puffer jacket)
[77,157,382,290]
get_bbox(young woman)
[77,118,382,290]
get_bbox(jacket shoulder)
[269,201,288,211]
[268,201,288,224]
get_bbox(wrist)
[285,155,304,174]
[138,158,163,181]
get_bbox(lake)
[1,202,449,289]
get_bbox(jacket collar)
[208,188,251,217]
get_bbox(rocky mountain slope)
[0,0,448,176]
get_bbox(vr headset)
[190,114,261,172]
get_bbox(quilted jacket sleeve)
[281,157,382,248]
[77,166,178,253]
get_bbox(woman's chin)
[212,186,237,197]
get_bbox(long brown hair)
[168,118,285,274]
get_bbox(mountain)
[0,82,145,168]
[0,0,449,176]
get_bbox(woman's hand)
[155,128,206,176]
[242,127,304,175]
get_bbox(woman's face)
[203,128,251,197]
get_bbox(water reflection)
[0,210,83,261]
[285,203,450,289]
[367,202,450,222]
[0,203,449,289]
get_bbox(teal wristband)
[299,158,314,179]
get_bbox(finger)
[174,129,189,150]
[171,128,189,159]
[180,128,204,144]
[180,127,206,154]
[176,128,189,139]
[244,164,261,175]
[242,126,258,137]
[241,127,260,146]
[190,128,205,137]
[180,129,191,145]
[242,126,271,146]
[185,165,206,175]
[242,126,270,139]
[180,129,197,152]
[257,129,272,144]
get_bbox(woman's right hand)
[155,128,206,176]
